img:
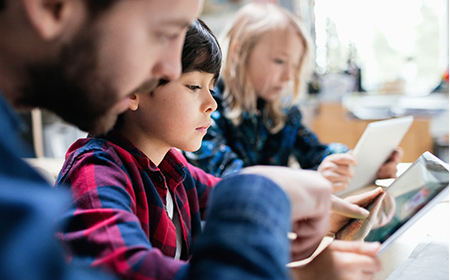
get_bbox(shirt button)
[155,174,163,183]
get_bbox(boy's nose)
[203,89,218,113]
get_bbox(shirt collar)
[103,129,186,182]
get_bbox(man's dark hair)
[85,0,120,16]
[0,0,118,14]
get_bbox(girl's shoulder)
[284,105,303,125]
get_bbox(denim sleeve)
[175,173,292,280]
[0,177,119,280]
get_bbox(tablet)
[335,151,449,255]
[336,116,414,197]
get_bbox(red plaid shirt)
[56,130,220,280]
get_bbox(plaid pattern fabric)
[184,87,349,177]
[56,130,220,280]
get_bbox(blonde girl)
[185,3,401,192]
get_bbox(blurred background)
[23,0,449,172]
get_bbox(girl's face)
[246,26,303,102]
[133,71,217,153]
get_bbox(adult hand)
[318,153,357,193]
[329,187,384,234]
[241,166,332,260]
[291,240,382,280]
[288,193,371,261]
[330,195,370,220]
[336,192,386,241]
[377,148,403,179]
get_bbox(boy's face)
[246,26,303,102]
[132,71,217,153]
[21,0,203,136]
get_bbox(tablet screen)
[335,152,449,253]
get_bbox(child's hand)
[377,148,403,179]
[318,153,357,193]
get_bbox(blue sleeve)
[289,107,349,170]
[175,174,292,280]
[0,176,119,280]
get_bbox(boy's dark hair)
[113,19,222,131]
[182,19,222,84]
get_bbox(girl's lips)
[273,86,284,92]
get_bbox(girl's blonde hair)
[222,3,313,133]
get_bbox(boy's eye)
[187,85,201,91]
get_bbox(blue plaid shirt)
[184,84,348,177]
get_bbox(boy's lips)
[196,122,211,131]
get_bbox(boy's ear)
[21,0,84,40]
[128,94,140,111]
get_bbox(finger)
[325,165,355,178]
[331,195,370,219]
[330,240,381,256]
[361,257,383,274]
[378,162,398,179]
[291,237,323,260]
[324,171,352,183]
[326,154,358,166]
[345,187,384,206]
[394,147,404,160]
[337,252,382,275]
[389,147,403,162]
[332,182,348,193]
[292,216,330,238]
[355,255,383,275]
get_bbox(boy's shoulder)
[59,137,129,178]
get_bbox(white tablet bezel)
[335,151,449,256]
[377,152,449,255]
[337,116,414,197]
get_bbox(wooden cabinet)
[312,102,433,163]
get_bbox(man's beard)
[19,25,121,136]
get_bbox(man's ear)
[21,0,83,40]
[128,94,140,111]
